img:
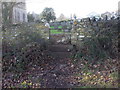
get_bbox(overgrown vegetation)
[75,20,118,62]
[2,23,50,72]
[2,18,119,88]
[69,19,119,88]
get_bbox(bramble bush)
[2,23,49,72]
[75,19,118,62]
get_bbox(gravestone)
[54,22,59,29]
[61,21,66,30]
[45,22,50,28]
[66,21,72,31]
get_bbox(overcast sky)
[26,0,119,18]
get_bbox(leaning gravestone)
[41,23,50,40]
[45,22,50,28]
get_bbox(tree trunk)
[2,2,20,26]
[0,2,2,90]
[0,2,2,27]
[8,7,13,25]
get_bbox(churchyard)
[2,17,119,88]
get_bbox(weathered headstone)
[45,22,50,28]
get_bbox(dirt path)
[38,44,75,88]
[15,44,77,88]
[2,43,118,88]
[2,32,118,88]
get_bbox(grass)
[58,26,62,29]
[50,26,54,29]
[50,29,64,34]
[50,26,64,34]
[50,26,62,29]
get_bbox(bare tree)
[57,13,66,21]
[0,2,2,27]
[2,2,23,26]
